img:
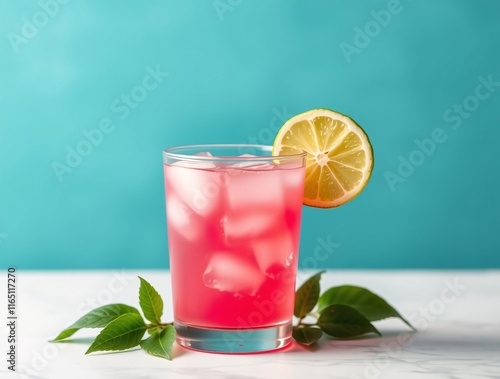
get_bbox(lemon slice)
[273,108,374,208]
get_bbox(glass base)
[174,320,292,353]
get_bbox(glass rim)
[163,144,307,162]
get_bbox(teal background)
[0,0,499,269]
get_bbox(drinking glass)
[163,144,306,353]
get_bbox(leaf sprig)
[52,277,175,360]
[292,272,415,346]
[51,272,414,358]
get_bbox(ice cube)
[225,168,284,214]
[281,167,305,189]
[166,195,203,240]
[195,151,213,157]
[252,232,296,273]
[222,168,285,241]
[203,252,265,296]
[231,162,276,170]
[165,163,223,217]
[230,154,276,170]
[222,211,277,242]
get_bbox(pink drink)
[163,145,306,352]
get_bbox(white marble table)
[1,270,499,379]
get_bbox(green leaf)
[85,313,147,354]
[294,270,326,318]
[317,304,381,338]
[138,276,164,324]
[292,326,323,346]
[140,325,176,360]
[52,304,140,341]
[318,285,415,330]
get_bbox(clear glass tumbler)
[163,144,306,353]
